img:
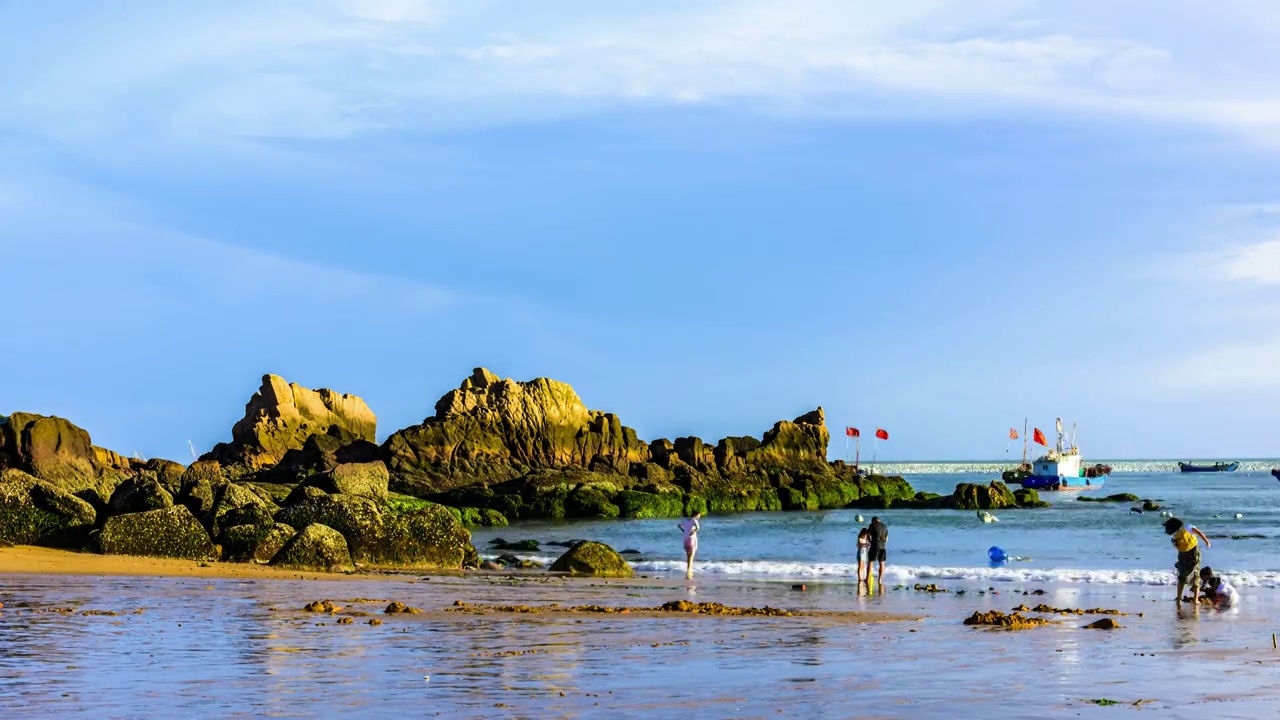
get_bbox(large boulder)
[205,482,277,539]
[0,412,122,499]
[276,495,477,569]
[107,477,175,516]
[0,469,97,547]
[549,541,634,578]
[270,523,353,572]
[299,461,389,502]
[950,481,1018,510]
[383,368,650,494]
[222,522,296,563]
[201,374,376,476]
[97,506,216,559]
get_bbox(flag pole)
[855,436,861,473]
[871,436,878,474]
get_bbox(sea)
[472,465,1280,588]
[3,464,1279,718]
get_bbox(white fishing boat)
[1020,418,1108,492]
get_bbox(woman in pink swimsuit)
[678,512,702,579]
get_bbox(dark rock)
[1077,493,1140,503]
[1083,618,1123,629]
[951,482,1018,511]
[490,539,539,551]
[1012,488,1049,509]
[276,495,477,569]
[0,412,123,499]
[107,477,175,516]
[298,461,389,503]
[205,483,277,539]
[0,469,97,547]
[271,523,353,572]
[549,541,634,578]
[1141,500,1161,512]
[283,484,329,506]
[222,522,296,563]
[98,506,216,560]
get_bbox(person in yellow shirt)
[1164,517,1211,605]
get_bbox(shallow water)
[473,471,1280,585]
[1,571,1278,719]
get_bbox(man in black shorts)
[868,516,888,590]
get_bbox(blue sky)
[3,0,1279,462]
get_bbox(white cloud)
[1213,238,1280,284]
[1161,337,1280,391]
[4,0,1280,145]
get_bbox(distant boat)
[1018,417,1107,492]
[1177,461,1240,473]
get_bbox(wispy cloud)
[1161,337,1280,391]
[4,1,1280,145]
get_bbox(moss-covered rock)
[615,490,684,519]
[951,482,1018,510]
[98,506,216,559]
[0,469,97,547]
[300,461,389,502]
[284,484,329,506]
[565,486,621,519]
[549,541,634,578]
[107,477,175,516]
[1013,488,1049,509]
[276,495,477,569]
[1077,493,1140,503]
[270,523,353,572]
[222,522,296,563]
[205,482,277,538]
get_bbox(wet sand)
[2,547,1280,718]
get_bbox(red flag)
[875,428,889,440]
[1009,428,1019,440]
[1033,428,1047,446]
[845,427,860,437]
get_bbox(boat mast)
[1070,422,1078,453]
[1021,418,1028,466]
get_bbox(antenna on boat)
[1070,422,1078,454]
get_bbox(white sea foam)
[627,559,1280,588]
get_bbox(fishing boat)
[1176,461,1240,473]
[1019,418,1107,492]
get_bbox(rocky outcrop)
[384,368,650,493]
[202,374,376,477]
[549,541,634,577]
[97,506,216,560]
[0,469,97,547]
[276,495,477,570]
[0,412,123,501]
[382,370,913,522]
[271,523,353,572]
[107,477,175,516]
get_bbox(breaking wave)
[627,559,1280,588]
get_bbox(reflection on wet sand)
[2,571,1280,718]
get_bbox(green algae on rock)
[276,494,478,569]
[272,524,353,572]
[98,506,216,560]
[299,461,390,503]
[107,477,175,516]
[549,541,635,578]
[221,522,297,564]
[0,469,97,547]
